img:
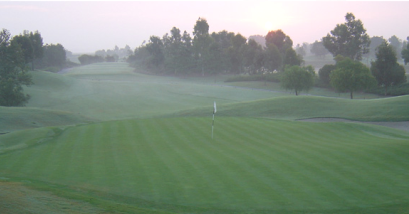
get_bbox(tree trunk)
[295,90,298,96]
[384,85,388,96]
[350,91,353,99]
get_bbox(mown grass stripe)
[227,119,380,208]
[188,117,296,209]
[152,118,214,205]
[1,117,409,213]
[164,117,239,207]
[174,117,259,209]
[220,118,332,209]
[266,123,380,207]
[244,120,349,209]
[135,119,182,203]
[164,117,228,208]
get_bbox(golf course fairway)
[1,62,409,213]
[1,117,409,213]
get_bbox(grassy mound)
[1,117,409,213]
[0,107,93,133]
[22,63,283,121]
[177,95,409,121]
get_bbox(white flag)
[213,101,217,114]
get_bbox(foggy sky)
[1,1,408,54]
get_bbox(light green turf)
[23,63,284,121]
[0,106,94,133]
[1,118,409,213]
[177,95,409,121]
[226,81,383,99]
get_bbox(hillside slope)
[0,107,94,133]
[176,95,409,121]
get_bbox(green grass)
[177,95,409,121]
[225,81,383,99]
[22,63,284,121]
[3,62,409,213]
[1,117,409,213]
[0,107,93,133]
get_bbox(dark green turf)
[1,117,408,213]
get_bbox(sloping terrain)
[2,62,409,213]
[176,95,409,121]
[0,107,93,133]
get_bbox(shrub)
[224,73,282,83]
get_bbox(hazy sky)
[1,1,408,53]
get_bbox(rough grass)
[1,118,409,213]
[23,63,284,121]
[177,95,409,121]
[225,81,383,99]
[0,107,93,133]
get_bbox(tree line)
[127,18,303,76]
[127,14,408,98]
[284,13,407,98]
[0,29,68,106]
[78,45,133,65]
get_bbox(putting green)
[1,117,408,213]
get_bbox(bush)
[224,73,282,83]
[367,83,409,96]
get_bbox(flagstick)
[212,112,215,139]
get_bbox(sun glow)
[264,22,274,31]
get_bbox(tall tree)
[248,35,266,48]
[364,36,385,59]
[318,64,336,87]
[228,33,247,73]
[281,65,314,95]
[203,41,224,74]
[28,31,43,70]
[371,41,406,95]
[330,58,376,99]
[388,35,402,58]
[283,48,303,66]
[295,44,306,56]
[402,37,409,65]
[310,40,329,58]
[145,35,165,68]
[211,30,235,71]
[243,39,264,74]
[264,43,282,72]
[11,35,33,65]
[322,13,370,61]
[42,43,66,68]
[0,29,32,106]
[265,30,292,54]
[163,27,195,74]
[192,18,213,75]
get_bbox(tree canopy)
[0,29,32,106]
[318,64,336,87]
[402,37,409,65]
[322,13,370,61]
[371,41,406,94]
[281,65,315,95]
[265,30,292,54]
[310,40,329,58]
[42,43,66,68]
[330,58,376,99]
